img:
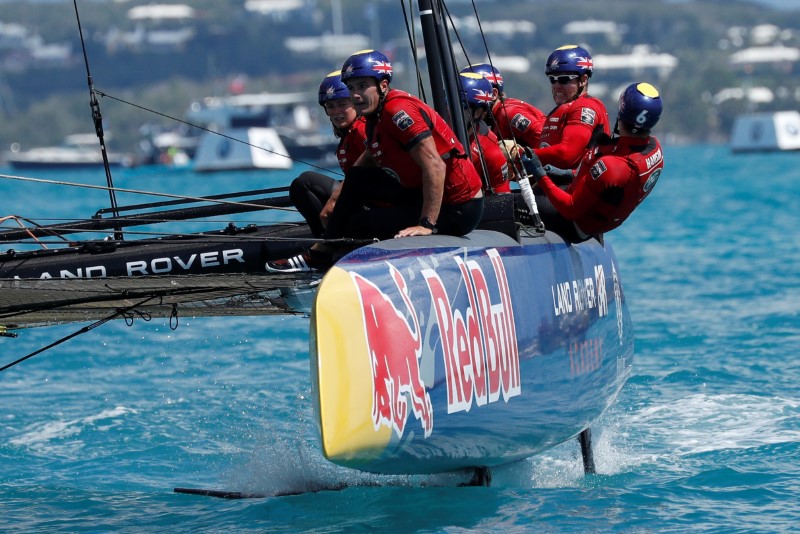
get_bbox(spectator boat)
[4,133,132,170]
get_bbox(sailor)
[458,72,511,194]
[267,49,484,273]
[288,71,367,238]
[460,63,546,153]
[519,82,665,243]
[535,45,611,174]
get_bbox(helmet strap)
[372,79,390,117]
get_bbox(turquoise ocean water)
[1,145,798,532]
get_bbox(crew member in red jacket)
[460,63,545,151]
[267,50,484,272]
[521,82,665,242]
[288,71,367,237]
[534,45,610,174]
[458,72,511,194]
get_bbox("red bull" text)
[423,248,520,414]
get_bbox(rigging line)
[72,0,123,241]
[0,173,298,213]
[0,229,324,245]
[466,0,525,166]
[454,0,543,231]
[400,0,426,100]
[1,216,301,230]
[437,1,491,192]
[0,215,59,248]
[92,90,345,178]
[0,296,157,374]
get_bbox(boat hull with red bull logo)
[311,229,633,475]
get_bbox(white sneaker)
[265,252,317,273]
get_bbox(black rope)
[169,304,179,330]
[0,296,157,373]
[72,0,123,241]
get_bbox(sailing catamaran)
[1,0,633,487]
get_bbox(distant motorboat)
[186,92,339,172]
[4,133,132,170]
[730,111,800,153]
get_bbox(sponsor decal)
[352,265,432,439]
[590,160,607,180]
[645,148,663,169]
[353,248,521,440]
[423,249,520,413]
[580,107,597,126]
[643,168,661,193]
[510,113,531,132]
[33,249,246,279]
[392,110,414,131]
[569,337,603,376]
[613,262,624,344]
[550,264,608,319]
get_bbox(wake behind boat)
[1,0,639,484]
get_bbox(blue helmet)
[340,49,393,83]
[459,73,494,108]
[318,71,349,106]
[545,45,594,77]
[618,82,663,133]
[460,63,504,93]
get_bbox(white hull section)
[192,127,292,172]
[730,111,800,153]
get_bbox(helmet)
[318,71,349,106]
[545,45,594,77]
[340,49,393,83]
[458,72,494,108]
[460,63,504,93]
[618,82,663,133]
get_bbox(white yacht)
[4,133,132,170]
[186,92,339,172]
[730,111,800,153]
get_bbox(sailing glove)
[543,165,575,185]
[520,151,547,182]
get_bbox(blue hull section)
[311,229,633,474]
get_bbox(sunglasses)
[548,74,579,85]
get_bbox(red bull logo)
[352,248,520,441]
[423,248,520,413]
[351,264,433,438]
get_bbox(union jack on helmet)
[460,63,504,93]
[458,73,494,109]
[318,71,349,106]
[340,50,393,83]
[545,45,594,77]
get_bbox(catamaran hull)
[311,230,633,475]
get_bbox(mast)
[418,0,469,151]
